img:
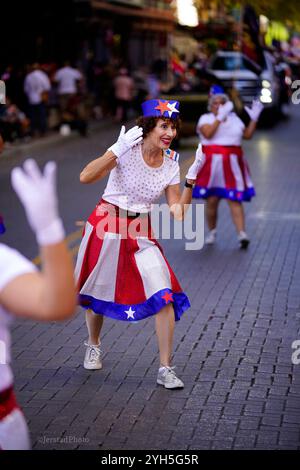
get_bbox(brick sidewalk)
[11,107,300,450]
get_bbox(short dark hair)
[136,116,181,138]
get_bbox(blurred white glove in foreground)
[11,159,65,246]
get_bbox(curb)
[0,119,115,160]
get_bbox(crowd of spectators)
[1,36,300,152]
[0,58,167,150]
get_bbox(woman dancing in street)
[76,99,203,389]
[193,85,263,249]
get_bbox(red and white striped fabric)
[0,244,36,450]
[0,387,30,450]
[75,200,190,322]
[193,145,256,202]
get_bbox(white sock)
[85,341,100,347]
[238,231,248,240]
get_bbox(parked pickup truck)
[208,50,282,121]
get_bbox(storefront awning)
[91,0,175,23]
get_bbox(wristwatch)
[184,180,195,189]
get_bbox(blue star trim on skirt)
[193,186,256,202]
[79,288,190,322]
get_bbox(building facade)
[1,1,176,71]
[83,0,176,70]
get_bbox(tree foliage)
[193,0,300,27]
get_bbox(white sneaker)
[205,229,217,245]
[83,342,102,370]
[157,366,184,389]
[238,231,250,250]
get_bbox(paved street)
[1,107,300,450]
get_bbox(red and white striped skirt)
[75,200,190,322]
[193,145,255,201]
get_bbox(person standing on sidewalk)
[54,61,87,136]
[0,160,76,450]
[75,99,204,389]
[193,85,263,249]
[24,64,51,137]
[54,60,83,114]
[113,68,135,122]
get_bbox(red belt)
[0,387,19,420]
[87,199,154,240]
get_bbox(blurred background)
[0,0,299,148]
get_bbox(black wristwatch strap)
[185,180,194,189]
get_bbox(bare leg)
[206,196,220,230]
[155,304,175,367]
[85,309,104,345]
[227,200,245,233]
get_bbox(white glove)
[108,125,143,159]
[245,99,264,122]
[11,159,65,246]
[216,101,234,122]
[186,143,206,180]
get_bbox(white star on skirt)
[124,307,136,320]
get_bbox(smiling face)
[146,118,177,150]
